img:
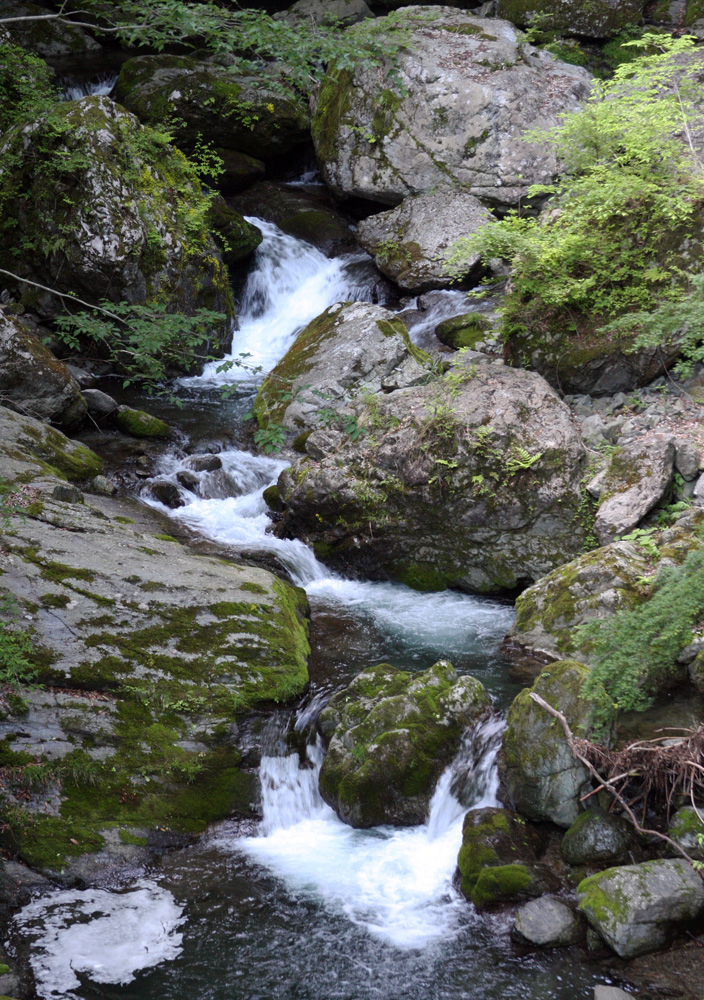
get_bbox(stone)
[457,806,546,904]
[500,660,592,828]
[0,313,86,428]
[434,313,495,352]
[207,196,263,266]
[496,0,644,39]
[0,0,101,58]
[0,403,103,485]
[115,53,310,161]
[276,0,374,26]
[594,438,675,545]
[577,859,704,959]
[690,649,704,693]
[0,97,233,340]
[512,897,585,947]
[675,441,701,481]
[91,474,116,496]
[668,806,704,859]
[215,148,266,194]
[593,989,635,1000]
[312,7,591,209]
[52,483,84,504]
[176,469,199,492]
[185,454,222,472]
[115,406,171,439]
[82,388,118,418]
[560,808,632,866]
[275,358,588,593]
[317,660,490,827]
[693,471,704,504]
[470,862,560,910]
[254,302,432,432]
[148,478,184,508]
[355,191,493,293]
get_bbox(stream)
[8,218,602,999]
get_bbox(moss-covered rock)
[318,660,490,827]
[560,807,633,866]
[0,0,101,58]
[0,404,102,483]
[206,196,262,266]
[435,313,494,351]
[457,806,545,902]
[500,660,593,827]
[115,53,309,161]
[114,406,172,439]
[668,806,704,859]
[496,0,644,39]
[470,862,560,910]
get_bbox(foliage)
[0,40,54,133]
[446,34,704,348]
[577,547,704,731]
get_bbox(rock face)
[317,661,490,827]
[0,313,86,428]
[0,96,233,332]
[115,54,310,161]
[560,808,632,866]
[577,860,704,958]
[356,192,492,293]
[512,897,585,947]
[500,660,592,828]
[0,404,310,873]
[591,438,675,545]
[311,7,591,208]
[496,0,644,38]
[276,359,587,592]
[254,302,432,432]
[0,0,101,58]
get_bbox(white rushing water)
[229,716,504,950]
[59,74,118,101]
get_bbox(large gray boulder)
[500,660,592,828]
[496,0,644,39]
[276,358,588,592]
[590,438,675,545]
[311,7,591,208]
[317,660,490,827]
[577,860,704,958]
[0,97,234,335]
[254,302,432,432]
[0,313,86,428]
[356,191,493,293]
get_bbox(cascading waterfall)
[59,74,118,101]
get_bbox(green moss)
[311,68,354,165]
[154,534,179,542]
[241,582,267,595]
[115,408,171,439]
[39,593,71,608]
[114,516,135,524]
[118,829,148,846]
[470,864,534,908]
[435,313,492,350]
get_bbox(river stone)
[311,7,591,209]
[207,196,263,266]
[82,388,118,419]
[496,0,644,38]
[668,806,704,859]
[0,96,233,339]
[592,438,675,545]
[148,478,185,508]
[317,660,490,827]
[276,358,587,592]
[512,897,585,947]
[254,302,433,432]
[115,53,310,161]
[576,859,704,958]
[276,0,374,26]
[0,0,101,57]
[457,806,545,901]
[0,403,310,874]
[560,808,632,866]
[355,192,493,293]
[500,660,592,828]
[0,312,86,428]
[115,406,171,439]
[231,182,356,257]
[435,313,495,352]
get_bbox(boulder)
[0,313,86,428]
[470,862,560,909]
[148,478,185,508]
[215,148,265,194]
[311,7,591,209]
[591,438,675,545]
[231,182,356,257]
[82,388,118,419]
[276,359,588,592]
[435,313,496,352]
[317,660,490,827]
[500,660,592,827]
[115,53,310,161]
[207,196,263,266]
[0,97,234,337]
[0,0,101,58]
[276,0,374,26]
[115,406,171,439]
[577,859,704,958]
[560,808,633,866]
[668,806,704,860]
[355,191,493,293]
[512,897,585,947]
[496,0,644,39]
[254,302,432,432]
[457,806,547,906]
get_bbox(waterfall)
[59,74,118,101]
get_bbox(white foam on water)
[60,74,118,101]
[13,879,184,999]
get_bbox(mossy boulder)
[496,0,644,39]
[115,53,310,161]
[311,7,590,208]
[207,196,263,266]
[318,660,490,827]
[470,862,560,910]
[500,660,593,827]
[276,359,588,593]
[457,806,546,904]
[668,806,704,859]
[254,302,432,432]
[435,313,494,351]
[560,808,633,866]
[0,96,234,344]
[114,406,171,439]
[577,859,704,958]
[0,404,102,483]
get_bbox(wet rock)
[471,862,560,910]
[690,649,704,693]
[500,660,592,828]
[593,438,675,545]
[318,660,490,827]
[82,388,118,419]
[216,148,265,194]
[312,8,590,208]
[176,469,200,493]
[207,196,263,266]
[276,359,587,592]
[115,406,171,439]
[355,191,492,293]
[435,313,495,352]
[457,806,545,905]
[115,54,309,161]
[254,302,432,432]
[90,474,116,496]
[52,483,84,504]
[185,453,222,473]
[668,806,704,859]
[0,312,86,428]
[149,478,185,508]
[512,897,585,947]
[560,808,632,866]
[577,859,704,958]
[496,0,644,38]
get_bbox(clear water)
[9,220,601,1000]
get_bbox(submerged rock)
[311,7,590,208]
[318,660,490,827]
[577,859,704,958]
[276,359,587,592]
